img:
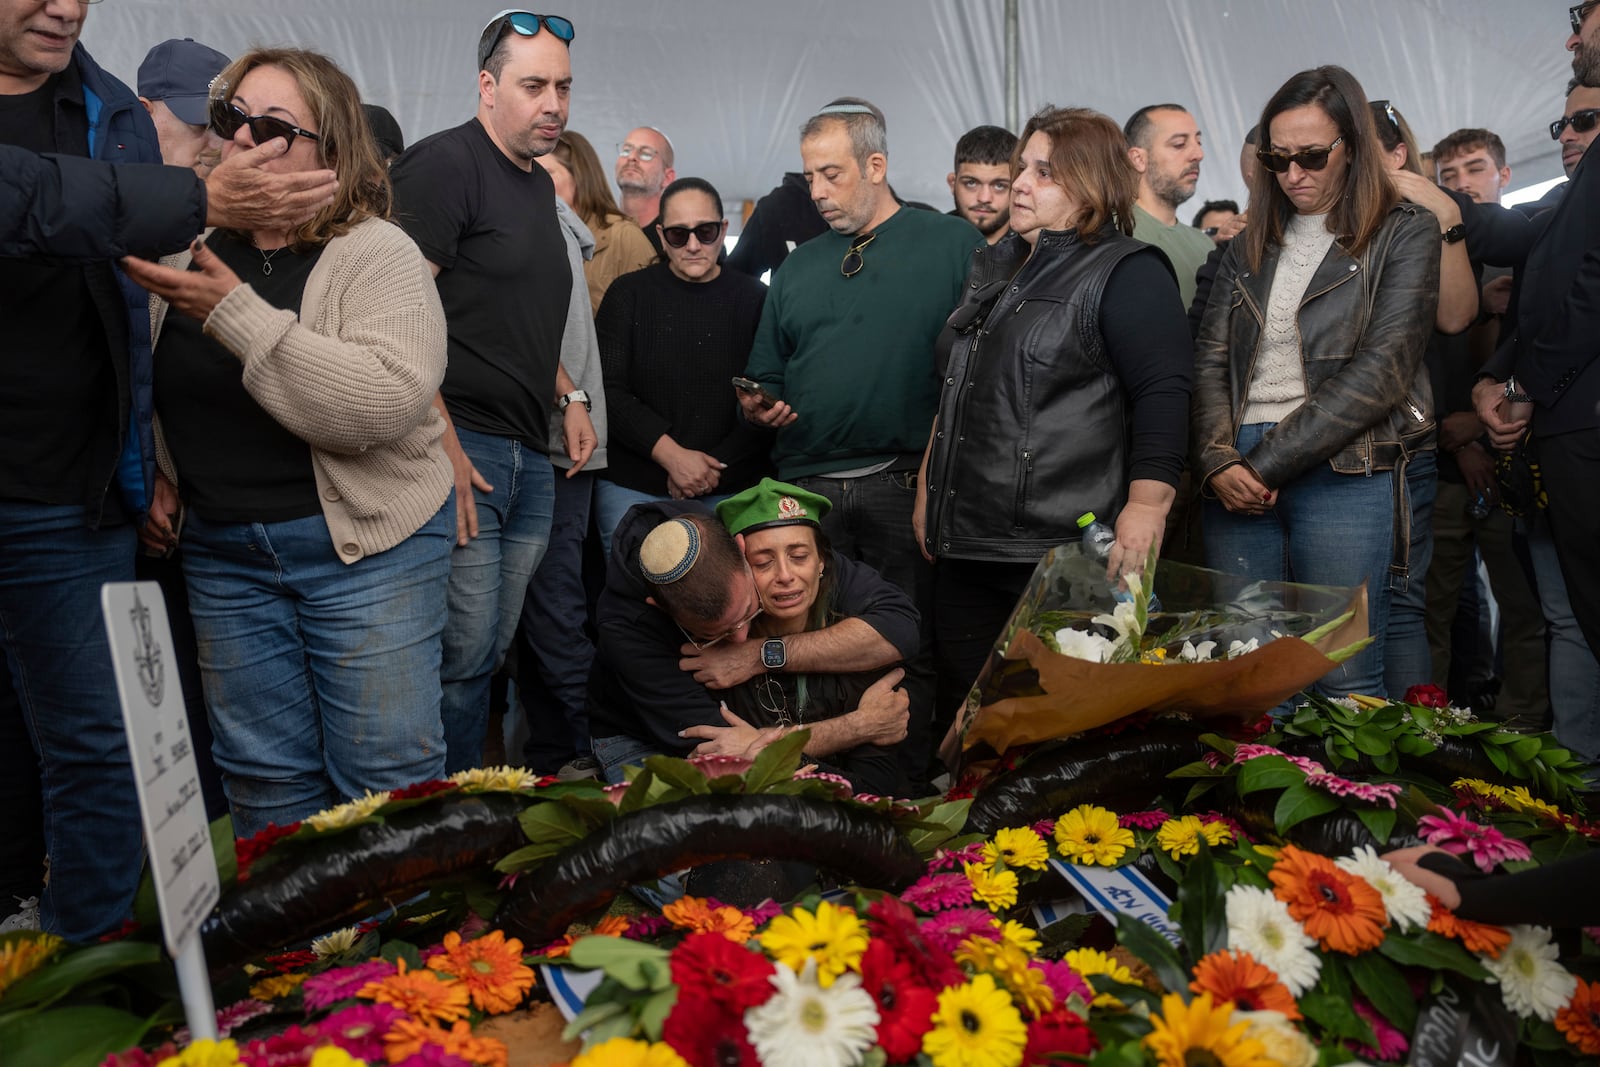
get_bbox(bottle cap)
[1076,512,1096,528]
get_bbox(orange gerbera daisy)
[359,958,470,1024]
[1425,896,1512,960]
[1189,950,1302,1020]
[426,930,537,1014]
[384,1017,509,1067]
[1268,845,1387,954]
[1556,977,1600,1056]
[663,896,756,942]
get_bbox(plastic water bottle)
[1076,512,1162,611]
[1076,512,1117,562]
[1467,490,1492,520]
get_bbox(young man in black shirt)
[390,11,596,773]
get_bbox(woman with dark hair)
[913,105,1194,700]
[594,177,771,554]
[715,480,907,796]
[1193,65,1440,696]
[547,130,656,314]
[124,48,454,836]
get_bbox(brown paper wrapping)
[940,588,1368,764]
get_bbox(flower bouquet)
[940,546,1372,766]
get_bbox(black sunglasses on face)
[660,221,723,248]
[1256,136,1345,174]
[1572,1,1598,35]
[1552,108,1600,139]
[209,98,320,151]
[840,231,876,278]
[478,11,576,69]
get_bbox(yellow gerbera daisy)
[1053,804,1135,866]
[992,919,1043,955]
[964,861,1019,912]
[569,1037,692,1067]
[1063,947,1137,1008]
[247,971,307,1001]
[1156,815,1208,859]
[1503,785,1563,820]
[154,1039,241,1067]
[758,899,868,987]
[448,765,544,792]
[304,790,392,832]
[0,932,62,997]
[1200,818,1235,847]
[1144,991,1279,1067]
[922,973,1028,1067]
[981,827,1050,871]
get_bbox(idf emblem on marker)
[777,496,806,520]
[129,590,165,708]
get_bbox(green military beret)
[715,478,832,537]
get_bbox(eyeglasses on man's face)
[1551,108,1600,139]
[1572,1,1599,35]
[618,143,659,162]
[677,605,762,651]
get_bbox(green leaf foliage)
[1113,913,1187,995]
[1273,781,1341,833]
[1345,951,1417,1032]
[742,729,812,794]
[1377,931,1489,979]
[567,936,673,992]
[1236,755,1307,796]
[1176,842,1227,957]
[0,941,161,1013]
[0,1005,156,1067]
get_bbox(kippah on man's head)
[640,517,700,586]
[636,511,746,624]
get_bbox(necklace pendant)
[261,260,273,277]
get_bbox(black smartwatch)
[1441,223,1467,245]
[761,638,787,670]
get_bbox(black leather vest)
[924,227,1150,562]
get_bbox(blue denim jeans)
[591,732,663,784]
[517,467,596,771]
[1383,449,1437,696]
[1203,423,1395,696]
[1529,513,1600,767]
[182,502,453,837]
[593,479,732,561]
[0,503,142,940]
[442,428,554,773]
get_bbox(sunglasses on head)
[1256,135,1345,174]
[840,231,876,278]
[209,97,320,151]
[1373,99,1402,136]
[1552,108,1600,139]
[1572,1,1598,35]
[478,10,575,69]
[660,221,723,248]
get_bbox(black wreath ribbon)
[495,793,926,945]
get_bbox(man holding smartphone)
[737,97,979,791]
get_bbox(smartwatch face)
[762,639,786,669]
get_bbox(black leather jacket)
[924,226,1171,562]
[1192,203,1440,492]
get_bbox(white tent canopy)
[83,0,1576,217]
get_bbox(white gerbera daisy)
[309,925,361,959]
[1481,925,1577,1021]
[1224,885,1321,996]
[1335,846,1431,932]
[744,958,879,1067]
[1054,627,1116,663]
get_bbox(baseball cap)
[137,38,231,126]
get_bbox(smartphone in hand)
[731,376,779,410]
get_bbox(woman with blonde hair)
[542,129,657,314]
[124,47,454,836]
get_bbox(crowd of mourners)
[3,0,1600,943]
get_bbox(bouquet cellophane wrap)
[939,545,1368,767]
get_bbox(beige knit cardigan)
[150,217,453,564]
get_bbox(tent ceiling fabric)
[83,0,1573,215]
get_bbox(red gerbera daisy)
[1023,1006,1097,1064]
[866,896,966,990]
[669,931,775,1014]
[662,994,760,1067]
[859,939,939,1062]
[235,820,302,881]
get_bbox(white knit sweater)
[151,218,453,564]
[1242,211,1336,425]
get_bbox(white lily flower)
[1054,627,1116,663]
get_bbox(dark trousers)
[932,556,1036,731]
[792,472,936,790]
[1541,427,1600,661]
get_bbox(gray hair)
[801,96,888,169]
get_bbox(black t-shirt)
[153,232,324,523]
[0,72,115,505]
[389,119,569,452]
